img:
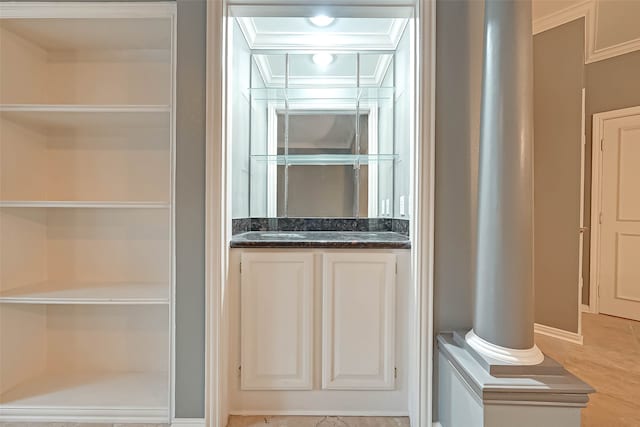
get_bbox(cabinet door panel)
[322,252,396,390]
[240,252,313,390]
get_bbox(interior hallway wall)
[532,19,584,334]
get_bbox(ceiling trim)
[236,17,405,87]
[532,0,640,64]
[236,17,407,51]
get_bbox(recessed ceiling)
[237,17,407,50]
[237,17,407,87]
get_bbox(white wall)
[378,56,394,217]
[230,19,252,218]
[393,23,413,219]
[249,52,269,217]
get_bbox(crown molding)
[532,0,640,64]
[532,0,592,35]
[237,16,258,47]
[236,17,405,51]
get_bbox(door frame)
[588,105,640,314]
[205,1,436,426]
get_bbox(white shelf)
[0,105,171,130]
[0,281,169,305]
[0,201,170,209]
[0,371,168,422]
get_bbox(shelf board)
[250,153,398,166]
[0,105,171,130]
[0,371,168,421]
[0,201,170,209]
[0,281,169,305]
[249,86,395,104]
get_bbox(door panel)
[322,252,396,390]
[600,114,640,321]
[240,252,313,390]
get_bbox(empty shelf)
[0,105,171,130]
[0,281,170,305]
[0,201,170,209]
[0,371,168,421]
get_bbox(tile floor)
[535,312,640,427]
[226,416,410,427]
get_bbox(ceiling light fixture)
[312,53,335,66]
[309,15,335,27]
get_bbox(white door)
[599,111,640,321]
[322,252,396,390]
[240,252,314,390]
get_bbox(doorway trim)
[205,1,436,426]
[588,105,640,314]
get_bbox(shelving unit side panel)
[43,209,170,284]
[0,118,48,201]
[0,209,47,292]
[45,305,169,374]
[45,130,170,203]
[0,26,47,104]
[0,305,47,394]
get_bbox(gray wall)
[582,50,640,304]
[532,19,584,333]
[175,0,206,418]
[433,0,483,417]
[433,0,483,338]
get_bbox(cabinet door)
[240,252,313,390]
[322,252,396,390]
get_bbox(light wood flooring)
[535,312,640,427]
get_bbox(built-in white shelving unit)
[0,3,176,422]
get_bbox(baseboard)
[172,418,206,427]
[534,323,583,345]
[581,303,593,313]
[229,411,410,417]
[433,423,443,427]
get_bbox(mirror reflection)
[229,17,411,219]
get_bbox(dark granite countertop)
[230,231,411,249]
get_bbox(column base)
[465,330,544,366]
[436,333,594,427]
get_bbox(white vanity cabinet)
[230,248,410,414]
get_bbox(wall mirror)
[230,29,411,219]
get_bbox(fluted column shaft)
[473,0,536,350]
